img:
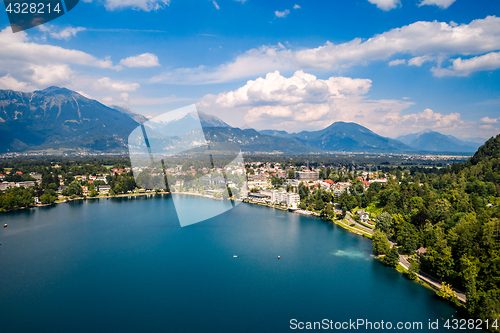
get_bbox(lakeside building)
[294,170,319,181]
[0,182,9,191]
[248,174,268,182]
[248,192,270,202]
[270,189,301,209]
[99,185,111,194]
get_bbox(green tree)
[383,246,400,268]
[40,193,56,204]
[372,230,391,255]
[375,212,394,236]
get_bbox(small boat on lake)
[233,255,237,258]
[3,224,7,228]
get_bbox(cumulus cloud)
[119,53,160,68]
[481,116,499,123]
[0,74,33,91]
[432,52,500,77]
[198,70,415,134]
[39,25,86,40]
[418,0,456,9]
[197,70,493,137]
[367,0,401,11]
[212,0,220,9]
[388,108,464,129]
[389,59,406,66]
[293,4,301,9]
[153,16,500,84]
[275,9,290,18]
[93,77,140,92]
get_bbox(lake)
[0,195,474,332]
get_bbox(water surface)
[0,195,472,332]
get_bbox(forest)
[331,135,500,327]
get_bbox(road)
[345,212,374,234]
[344,212,466,303]
[399,255,467,303]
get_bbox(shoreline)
[2,190,467,307]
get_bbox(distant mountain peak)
[397,129,479,153]
[0,87,140,153]
[197,111,231,128]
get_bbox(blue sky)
[0,0,499,140]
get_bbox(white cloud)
[293,4,301,9]
[212,0,220,9]
[93,77,140,92]
[39,25,86,40]
[0,74,33,91]
[389,59,406,66]
[119,53,160,68]
[418,0,456,9]
[367,0,401,11]
[275,9,290,18]
[432,51,500,77]
[389,108,464,129]
[0,27,120,71]
[153,16,500,84]
[408,54,436,66]
[151,45,294,84]
[101,0,170,11]
[30,64,74,86]
[197,70,495,137]
[481,116,499,123]
[0,26,129,94]
[198,70,415,134]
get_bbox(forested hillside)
[337,135,500,325]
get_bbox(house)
[248,192,271,201]
[248,174,267,182]
[200,176,226,187]
[270,189,301,208]
[31,173,42,181]
[57,185,68,193]
[356,209,370,223]
[294,170,319,181]
[416,247,427,256]
[16,181,35,188]
[99,185,111,194]
[0,182,10,191]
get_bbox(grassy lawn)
[337,219,373,238]
[357,219,375,229]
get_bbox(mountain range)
[0,87,138,153]
[396,129,480,152]
[0,87,489,154]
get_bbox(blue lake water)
[0,195,474,332]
